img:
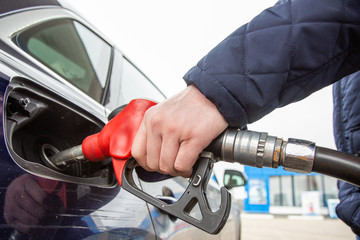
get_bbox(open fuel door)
[4,77,116,188]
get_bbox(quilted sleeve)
[336,180,360,236]
[183,0,360,127]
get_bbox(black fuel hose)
[206,129,360,187]
[313,147,360,186]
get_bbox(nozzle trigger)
[121,152,231,234]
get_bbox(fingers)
[131,85,229,177]
[136,132,197,178]
[24,177,49,206]
[146,123,162,172]
[4,175,49,234]
[7,209,37,234]
[133,105,194,177]
[159,133,180,176]
[131,122,148,169]
[23,179,48,218]
[174,140,203,177]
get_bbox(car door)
[0,7,159,239]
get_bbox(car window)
[224,169,246,188]
[118,58,165,105]
[13,18,112,103]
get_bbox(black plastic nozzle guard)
[122,152,231,234]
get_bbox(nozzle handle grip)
[81,99,157,162]
[122,155,231,234]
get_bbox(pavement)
[241,213,355,240]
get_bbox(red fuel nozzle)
[82,98,156,185]
[49,99,157,186]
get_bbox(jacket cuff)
[183,65,248,127]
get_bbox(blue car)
[0,1,243,239]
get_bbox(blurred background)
[66,0,335,149]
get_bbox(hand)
[4,174,49,234]
[132,85,228,178]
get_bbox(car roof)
[0,0,61,15]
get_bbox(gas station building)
[243,166,339,216]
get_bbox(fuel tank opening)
[5,78,116,188]
[40,143,66,171]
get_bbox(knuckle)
[159,160,176,175]
[131,148,144,163]
[159,165,170,174]
[146,160,158,172]
[146,110,162,126]
[164,123,179,135]
[131,148,140,159]
[174,161,188,173]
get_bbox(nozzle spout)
[49,145,85,166]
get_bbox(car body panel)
[0,50,157,240]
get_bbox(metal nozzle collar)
[281,138,315,174]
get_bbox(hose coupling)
[217,129,315,174]
[280,138,315,174]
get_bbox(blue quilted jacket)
[333,71,360,236]
[183,0,360,235]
